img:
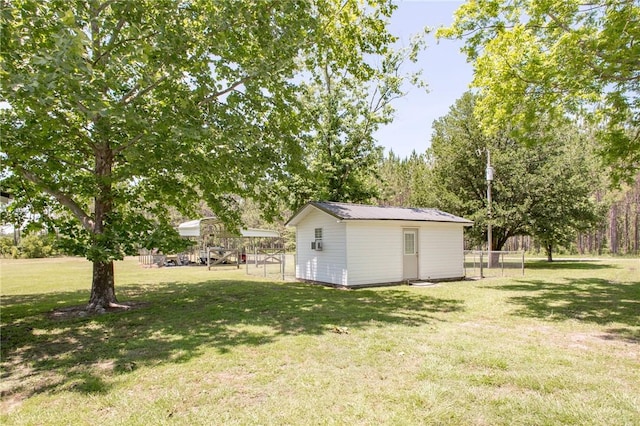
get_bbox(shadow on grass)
[0,279,464,401]
[526,260,616,270]
[493,278,640,343]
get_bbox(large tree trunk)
[546,243,553,262]
[87,143,121,312]
[87,260,117,311]
[488,251,501,268]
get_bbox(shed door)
[403,229,418,280]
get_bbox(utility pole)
[486,149,494,268]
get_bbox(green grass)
[1,256,639,425]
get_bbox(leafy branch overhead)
[439,0,640,183]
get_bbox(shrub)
[0,235,15,258]
[19,233,57,258]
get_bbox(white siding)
[345,221,404,285]
[295,209,347,285]
[346,221,465,284]
[293,211,466,286]
[419,223,465,280]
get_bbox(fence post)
[480,251,484,278]
[473,252,477,274]
[463,251,467,276]
[501,252,504,276]
[522,251,525,276]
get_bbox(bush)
[0,235,16,258]
[19,233,58,258]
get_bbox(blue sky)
[374,0,473,158]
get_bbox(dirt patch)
[47,302,149,320]
[0,367,64,416]
[1,391,29,415]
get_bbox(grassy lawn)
[1,256,639,425]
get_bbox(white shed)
[286,201,473,287]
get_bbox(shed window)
[314,228,323,240]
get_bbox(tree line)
[374,93,639,260]
[378,147,640,259]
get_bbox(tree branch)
[95,0,118,16]
[76,100,93,116]
[120,74,168,105]
[92,15,128,66]
[113,133,144,155]
[43,151,94,173]
[544,11,572,33]
[49,111,95,156]
[198,76,251,106]
[91,33,158,66]
[119,83,140,104]
[18,168,95,232]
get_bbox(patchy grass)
[1,256,639,425]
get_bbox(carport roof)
[178,218,280,238]
[286,201,473,226]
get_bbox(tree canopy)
[0,0,399,310]
[439,0,640,183]
[287,42,424,210]
[427,92,601,259]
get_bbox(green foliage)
[429,92,602,255]
[0,236,16,258]
[439,0,640,184]
[526,144,605,260]
[0,0,400,304]
[287,33,427,210]
[0,233,61,259]
[19,233,58,259]
[377,150,432,207]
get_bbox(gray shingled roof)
[291,201,472,224]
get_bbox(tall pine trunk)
[610,203,618,254]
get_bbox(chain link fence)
[464,250,525,278]
[244,251,297,281]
